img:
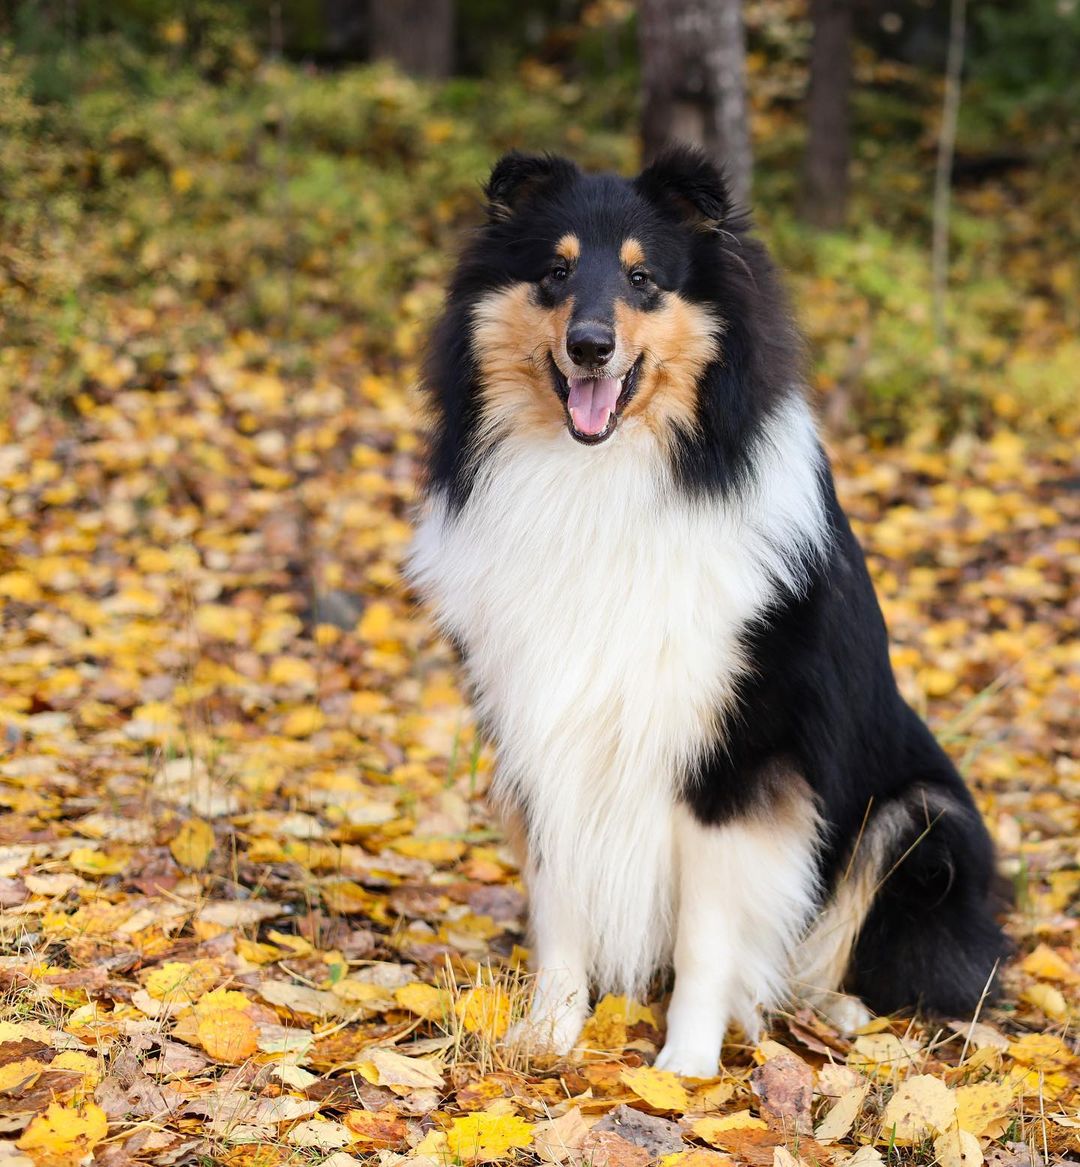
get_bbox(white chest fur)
[408,401,826,995]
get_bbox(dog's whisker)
[721,245,757,287]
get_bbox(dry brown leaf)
[576,1130,651,1167]
[750,1051,814,1132]
[342,1109,409,1149]
[593,1105,684,1157]
[287,1119,353,1149]
[258,980,342,1018]
[533,1108,591,1163]
[359,1046,444,1092]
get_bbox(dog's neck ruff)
[408,396,829,995]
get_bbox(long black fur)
[423,145,1008,1016]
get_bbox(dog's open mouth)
[549,354,644,445]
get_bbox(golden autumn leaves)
[1,371,1079,1166]
[1,214,1079,1166]
[1,30,1078,1165]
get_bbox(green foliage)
[0,48,631,407]
[0,28,1076,435]
[970,0,1080,125]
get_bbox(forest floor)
[1,328,1077,1167]
[0,47,1078,1167]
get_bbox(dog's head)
[462,146,735,448]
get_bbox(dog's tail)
[792,776,1009,1022]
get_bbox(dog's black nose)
[567,323,615,369]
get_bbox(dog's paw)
[821,993,872,1035]
[654,1042,720,1078]
[502,1013,583,1058]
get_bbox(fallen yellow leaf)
[621,1065,690,1110]
[195,987,254,1014]
[395,981,450,1020]
[1020,943,1077,983]
[268,656,317,687]
[1007,1033,1075,1071]
[879,1075,956,1143]
[196,1006,259,1063]
[455,984,511,1040]
[0,1058,45,1092]
[169,818,215,869]
[391,835,467,863]
[320,879,374,914]
[446,1112,534,1162]
[1021,981,1069,1021]
[17,1101,108,1165]
[0,571,43,602]
[933,1127,984,1167]
[692,1111,768,1145]
[145,959,219,1002]
[68,846,130,877]
[955,1080,1016,1137]
[281,704,326,737]
[358,601,394,643]
[662,1152,735,1167]
[579,994,656,1049]
[357,1046,444,1091]
[50,1050,101,1089]
[815,1083,869,1142]
[236,937,283,964]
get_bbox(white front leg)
[509,861,590,1055]
[656,794,821,1078]
[655,807,739,1076]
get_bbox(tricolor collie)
[408,147,1006,1075]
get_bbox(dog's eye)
[549,263,570,282]
[629,269,650,289]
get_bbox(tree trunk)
[639,0,752,207]
[370,0,454,79]
[322,0,368,59]
[800,0,853,229]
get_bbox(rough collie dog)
[408,147,1006,1075]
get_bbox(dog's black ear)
[635,145,732,230]
[485,151,577,221]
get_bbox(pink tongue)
[567,375,621,436]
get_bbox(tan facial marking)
[615,294,721,444]
[620,238,646,269]
[471,283,571,441]
[469,281,721,450]
[555,233,580,263]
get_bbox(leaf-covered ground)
[1,336,1078,1167]
[1,30,1079,1167]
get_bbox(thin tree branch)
[931,0,967,350]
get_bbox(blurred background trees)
[0,0,1077,434]
[638,0,752,207]
[370,0,455,79]
[801,0,853,228]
